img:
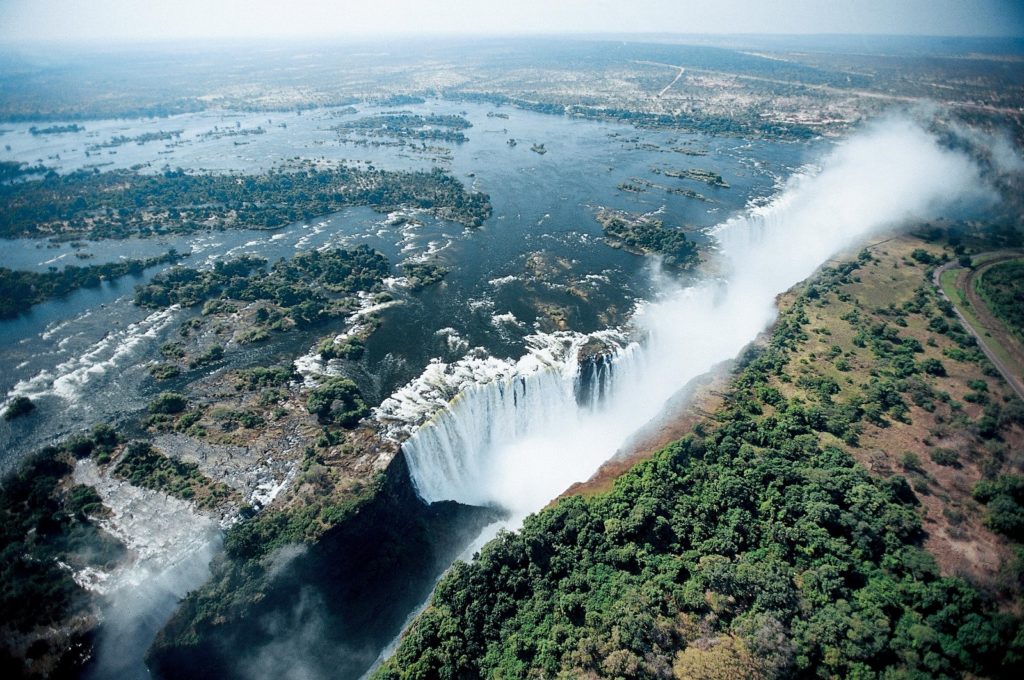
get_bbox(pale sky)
[0,0,1022,43]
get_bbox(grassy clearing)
[942,258,1024,380]
[780,237,1023,592]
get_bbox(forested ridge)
[0,164,491,239]
[976,260,1024,341]
[377,243,1024,679]
[0,426,124,674]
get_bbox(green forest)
[335,113,472,143]
[0,250,184,318]
[376,253,1024,680]
[0,425,123,670]
[135,245,389,333]
[600,215,698,269]
[976,260,1024,341]
[0,164,491,239]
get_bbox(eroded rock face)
[147,453,501,680]
[152,433,299,510]
[575,337,620,409]
[73,458,220,596]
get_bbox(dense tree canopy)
[376,255,1024,680]
[0,164,491,239]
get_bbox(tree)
[673,636,767,680]
[149,391,187,414]
[306,377,368,427]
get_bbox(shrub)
[973,475,1024,541]
[150,363,181,380]
[900,451,923,472]
[920,358,946,377]
[3,396,35,420]
[149,391,187,414]
[929,448,960,468]
[306,377,368,427]
[189,344,224,369]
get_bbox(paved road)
[933,253,1024,401]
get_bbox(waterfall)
[381,116,993,522]
[574,348,616,411]
[403,368,577,506]
[378,331,638,509]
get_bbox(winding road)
[933,252,1024,401]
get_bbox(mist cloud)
[400,113,1004,522]
[87,533,221,680]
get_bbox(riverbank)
[375,232,1024,678]
[564,233,1024,596]
[559,360,730,500]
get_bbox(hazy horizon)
[1,0,1022,45]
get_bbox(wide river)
[0,100,808,472]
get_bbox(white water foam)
[384,116,994,522]
[40,308,93,341]
[435,327,470,353]
[293,292,402,383]
[2,306,180,410]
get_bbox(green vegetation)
[0,249,185,318]
[150,363,182,380]
[317,335,366,361]
[3,395,35,420]
[136,255,269,308]
[973,476,1024,542]
[0,425,124,671]
[29,124,84,135]
[113,441,234,508]
[376,249,1024,680]
[160,341,186,359]
[306,377,369,427]
[86,129,183,151]
[380,424,1020,677]
[135,247,389,338]
[929,448,961,467]
[223,472,380,562]
[652,166,729,188]
[63,423,121,462]
[1,452,116,628]
[375,95,427,106]
[0,164,491,239]
[235,327,269,344]
[976,260,1024,341]
[401,261,450,291]
[149,391,187,414]
[335,113,472,144]
[235,365,296,390]
[597,210,698,269]
[136,247,391,356]
[453,92,816,140]
[0,160,50,182]
[144,392,206,434]
[617,176,708,201]
[188,344,224,369]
